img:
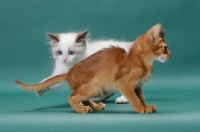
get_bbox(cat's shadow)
[34,100,115,111]
[30,98,178,114]
[34,103,71,111]
[34,97,177,110]
[67,110,137,114]
[32,103,150,114]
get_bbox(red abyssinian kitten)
[15,23,171,114]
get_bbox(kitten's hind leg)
[69,92,93,114]
[82,100,106,110]
[69,84,105,113]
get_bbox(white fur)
[115,95,129,104]
[86,40,132,55]
[155,54,169,63]
[35,32,133,102]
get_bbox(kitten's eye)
[57,50,62,55]
[68,51,75,55]
[163,46,168,52]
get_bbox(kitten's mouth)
[161,57,168,61]
[62,60,68,64]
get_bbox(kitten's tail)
[15,73,68,91]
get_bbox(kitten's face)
[144,24,171,63]
[48,31,88,65]
[152,37,171,63]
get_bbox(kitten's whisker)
[43,57,55,73]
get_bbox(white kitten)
[36,31,88,96]
[36,31,132,103]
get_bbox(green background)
[1,0,200,131]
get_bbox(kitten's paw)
[137,107,151,114]
[144,106,153,114]
[137,106,155,114]
[35,89,49,96]
[77,106,93,114]
[35,90,44,96]
[93,102,106,110]
[149,104,157,112]
[115,96,129,104]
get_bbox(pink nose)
[63,59,67,62]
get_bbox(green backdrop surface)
[0,0,200,131]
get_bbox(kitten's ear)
[47,33,59,43]
[76,31,88,44]
[147,23,162,44]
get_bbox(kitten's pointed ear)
[47,33,59,43]
[76,31,88,44]
[148,23,162,44]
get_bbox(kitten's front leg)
[118,84,154,114]
[135,87,157,112]
[35,61,68,96]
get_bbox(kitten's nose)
[62,55,68,62]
